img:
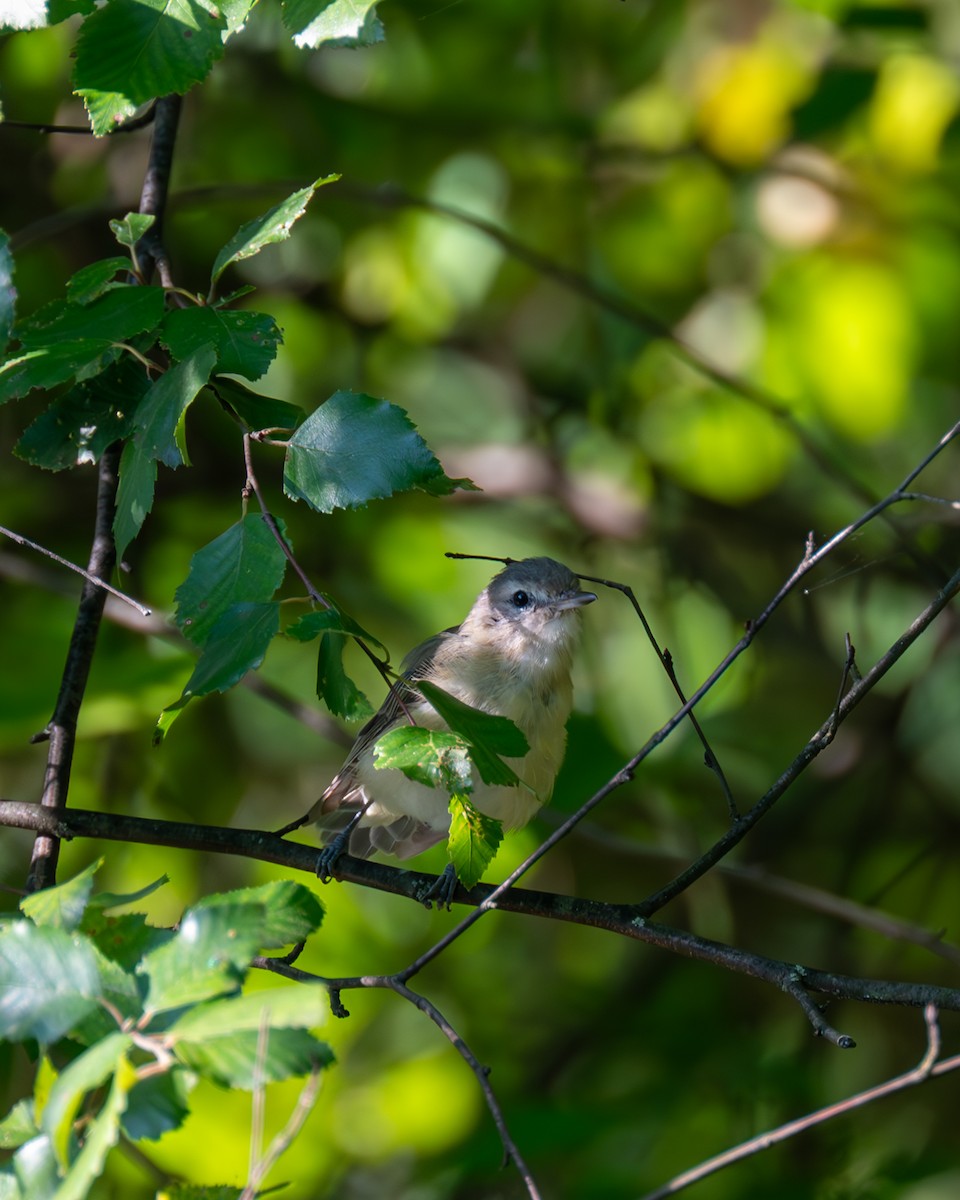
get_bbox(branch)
[26,444,121,893]
[639,1005,960,1200]
[135,95,181,288]
[5,801,960,1022]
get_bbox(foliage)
[2,1,960,1199]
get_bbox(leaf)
[447,794,503,891]
[41,1032,133,1168]
[80,909,173,973]
[56,1056,135,1198]
[174,515,288,646]
[286,605,387,655]
[0,1100,38,1151]
[175,1028,333,1089]
[196,881,324,947]
[167,984,328,1041]
[81,89,138,136]
[374,727,473,792]
[0,341,122,405]
[11,1134,58,1198]
[283,0,385,48]
[282,390,477,513]
[14,357,146,471]
[316,631,372,721]
[114,437,158,563]
[209,375,303,432]
[19,860,102,931]
[74,0,228,134]
[417,679,528,786]
[66,257,132,305]
[156,601,280,741]
[161,306,282,380]
[16,285,165,348]
[210,176,338,287]
[122,1070,193,1143]
[0,229,14,350]
[134,342,217,468]
[87,874,170,910]
[109,213,156,249]
[138,902,266,1015]
[0,922,101,1043]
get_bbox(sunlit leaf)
[417,679,527,786]
[175,1027,333,1089]
[374,726,473,792]
[19,860,102,931]
[197,881,324,947]
[447,794,503,890]
[167,984,328,1041]
[0,923,101,1043]
[283,0,385,49]
[109,213,156,249]
[41,1032,132,1168]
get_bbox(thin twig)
[0,525,151,616]
[637,1006,956,1200]
[241,1064,323,1200]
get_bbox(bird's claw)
[316,833,348,883]
[418,863,459,910]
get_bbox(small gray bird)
[304,557,596,884]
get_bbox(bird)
[294,557,596,901]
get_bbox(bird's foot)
[418,863,459,910]
[316,832,349,883]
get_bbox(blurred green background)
[2,0,960,1196]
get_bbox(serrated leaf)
[286,605,387,655]
[57,1056,135,1197]
[161,307,281,380]
[210,375,303,432]
[316,631,372,721]
[283,0,385,48]
[109,213,156,249]
[19,860,102,931]
[174,515,288,646]
[0,923,101,1043]
[283,390,477,513]
[70,943,145,1044]
[210,176,338,288]
[374,726,473,792]
[14,356,146,471]
[114,436,158,563]
[139,903,265,1015]
[0,229,14,349]
[74,1,228,125]
[16,285,165,348]
[80,89,138,136]
[175,1027,333,1089]
[0,341,121,405]
[196,881,324,947]
[42,1032,133,1168]
[167,984,327,1041]
[134,342,217,468]
[447,794,503,890]
[0,1100,38,1151]
[66,257,132,305]
[417,679,528,786]
[156,601,280,740]
[81,908,173,973]
[122,1070,193,1143]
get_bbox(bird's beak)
[554,590,598,610]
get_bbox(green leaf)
[316,631,372,721]
[283,0,385,48]
[87,874,170,910]
[417,679,528,786]
[0,922,101,1043]
[286,605,387,655]
[80,908,172,973]
[283,390,477,513]
[134,342,217,468]
[114,437,158,563]
[14,357,146,471]
[56,1055,135,1199]
[81,89,138,136]
[175,1027,333,1089]
[161,307,282,380]
[174,515,288,646]
[167,984,328,1041]
[196,881,324,947]
[210,375,303,432]
[16,285,165,348]
[19,860,102,931]
[66,257,132,305]
[374,726,473,792]
[41,1032,133,1168]
[0,342,121,405]
[122,1070,193,1143]
[158,601,280,736]
[0,229,14,350]
[74,0,228,134]
[138,902,266,1015]
[12,1134,58,1198]
[109,213,156,249]
[0,1100,38,1151]
[447,794,503,891]
[210,176,338,288]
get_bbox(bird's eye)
[512,590,530,608]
